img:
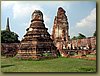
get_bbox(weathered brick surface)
[1,43,20,57]
[71,37,96,50]
[17,10,57,60]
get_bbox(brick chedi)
[17,10,57,60]
[52,7,70,56]
[6,17,10,32]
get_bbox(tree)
[77,33,86,39]
[1,30,20,43]
[93,31,96,37]
[71,33,86,40]
[71,36,77,40]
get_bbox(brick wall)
[1,43,20,57]
[71,37,96,50]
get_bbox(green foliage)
[71,36,77,40]
[77,33,86,39]
[69,51,75,56]
[93,31,96,37]
[71,33,86,40]
[43,52,52,57]
[1,30,20,43]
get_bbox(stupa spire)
[6,17,10,32]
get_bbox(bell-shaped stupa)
[17,10,57,60]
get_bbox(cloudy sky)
[1,1,96,40]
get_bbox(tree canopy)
[1,30,20,43]
[77,33,86,39]
[71,36,77,40]
[71,33,86,40]
[93,31,96,37]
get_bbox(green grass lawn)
[1,57,96,72]
[86,54,96,57]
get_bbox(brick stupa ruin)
[17,10,57,60]
[52,7,70,56]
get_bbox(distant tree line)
[71,31,96,40]
[71,33,86,40]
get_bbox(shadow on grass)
[1,64,15,68]
[79,67,95,72]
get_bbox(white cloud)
[52,1,71,10]
[2,1,95,40]
[70,8,96,38]
[12,3,43,20]
[1,1,17,7]
[44,15,50,23]
[76,8,96,28]
[10,1,51,39]
[44,15,51,32]
[12,1,51,26]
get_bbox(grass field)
[1,57,96,72]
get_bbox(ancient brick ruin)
[71,37,96,50]
[52,7,96,57]
[1,43,20,57]
[17,10,57,60]
[51,7,70,56]
[1,7,96,59]
[1,17,20,57]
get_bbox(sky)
[1,1,96,40]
